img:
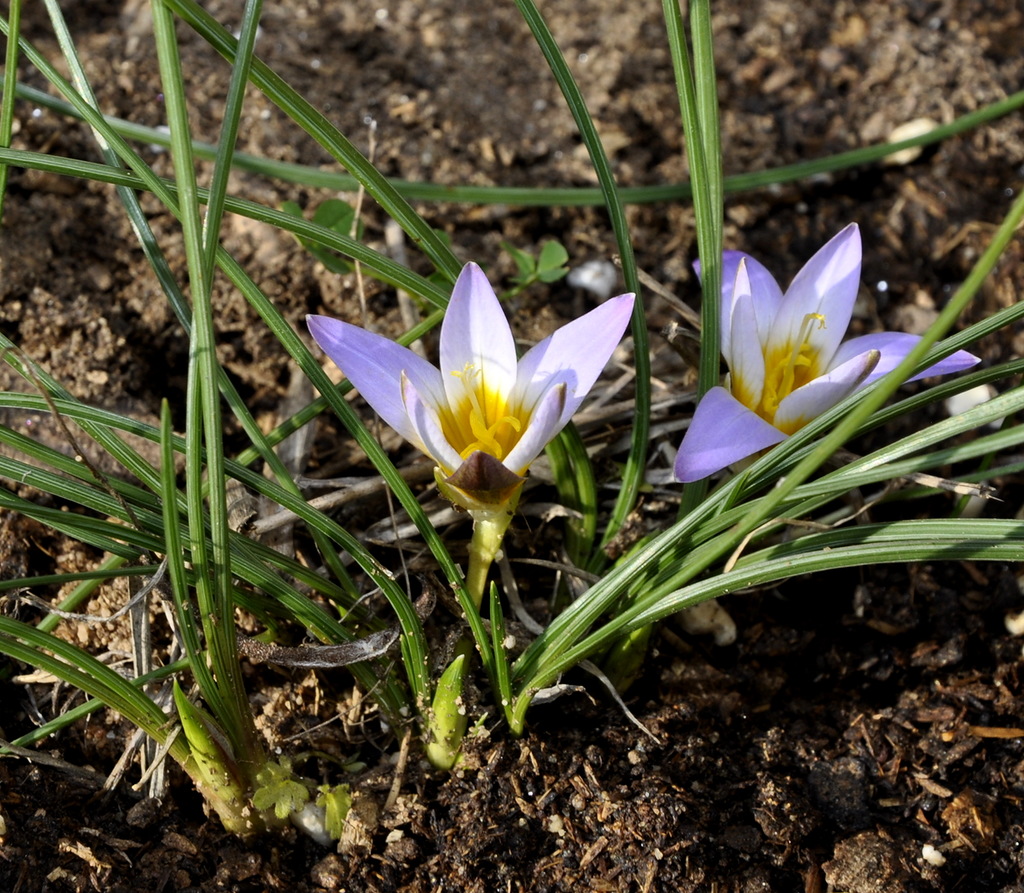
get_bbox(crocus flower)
[308,262,635,511]
[674,224,980,482]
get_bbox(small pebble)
[567,259,619,301]
[678,600,737,646]
[944,384,996,421]
[884,117,939,166]
[310,854,346,890]
[291,802,332,846]
[545,814,566,838]
[125,797,161,829]
[1005,610,1024,637]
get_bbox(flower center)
[440,363,526,462]
[756,313,825,423]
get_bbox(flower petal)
[439,263,518,411]
[502,382,568,474]
[674,386,788,482]
[307,314,445,445]
[725,261,766,409]
[400,373,463,474]
[512,293,634,425]
[773,348,880,434]
[771,224,862,366]
[696,250,784,352]
[829,331,980,385]
[910,348,981,381]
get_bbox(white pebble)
[921,844,946,867]
[148,124,171,153]
[567,259,619,301]
[291,802,332,846]
[678,600,737,646]
[545,814,566,837]
[944,384,996,422]
[1005,609,1024,637]
[884,117,939,166]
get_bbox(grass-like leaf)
[511,0,650,555]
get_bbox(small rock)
[823,831,912,893]
[678,600,737,646]
[384,831,421,863]
[1005,609,1024,636]
[883,117,939,166]
[125,797,162,830]
[567,259,619,301]
[723,824,762,853]
[310,853,346,890]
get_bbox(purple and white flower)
[309,262,635,508]
[674,224,980,482]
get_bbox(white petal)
[512,293,634,425]
[699,251,784,352]
[307,315,445,446]
[726,262,766,410]
[400,373,463,474]
[770,224,862,366]
[439,263,518,411]
[773,348,879,434]
[502,383,568,474]
[674,387,787,482]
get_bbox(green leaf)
[253,760,312,820]
[425,653,470,770]
[501,240,536,281]
[171,681,276,834]
[536,240,569,282]
[312,197,359,236]
[510,0,649,555]
[173,681,242,796]
[316,784,353,840]
[281,198,360,273]
[488,582,515,727]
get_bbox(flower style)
[674,224,980,482]
[308,262,635,511]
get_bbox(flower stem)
[424,498,518,769]
[465,506,515,610]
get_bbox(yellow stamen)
[756,313,826,423]
[441,364,527,463]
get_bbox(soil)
[2,1,1024,891]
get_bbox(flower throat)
[757,313,826,423]
[443,363,524,461]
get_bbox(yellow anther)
[460,410,523,460]
[756,313,827,423]
[441,362,528,462]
